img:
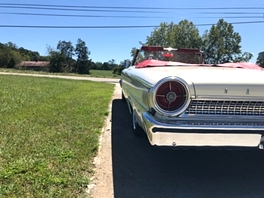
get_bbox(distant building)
[18,61,49,71]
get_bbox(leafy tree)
[0,46,22,68]
[93,62,103,70]
[130,47,144,64]
[173,20,202,48]
[233,52,253,63]
[48,50,66,72]
[48,41,76,73]
[89,61,97,70]
[113,66,125,75]
[18,47,40,61]
[256,53,264,67]
[57,41,74,58]
[31,52,39,61]
[0,41,48,68]
[18,48,31,60]
[146,22,169,47]
[146,20,202,48]
[101,62,109,70]
[57,40,75,72]
[120,59,131,67]
[0,47,13,67]
[130,47,138,57]
[108,59,118,70]
[7,58,16,68]
[39,56,49,61]
[130,47,137,58]
[202,19,252,64]
[6,42,18,50]
[75,38,91,74]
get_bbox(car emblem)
[166,91,177,102]
[246,88,249,95]
[224,88,228,94]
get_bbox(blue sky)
[0,0,263,63]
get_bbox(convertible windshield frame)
[131,46,204,66]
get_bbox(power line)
[0,3,263,10]
[3,6,261,15]
[0,4,263,15]
[0,3,263,29]
[0,3,263,20]
[196,20,264,26]
[0,11,264,17]
[0,3,264,18]
[0,5,165,14]
[2,12,263,19]
[0,12,171,19]
[0,25,159,29]
[198,16,264,19]
[0,21,263,29]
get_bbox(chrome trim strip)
[143,112,264,132]
[128,73,153,89]
[125,86,149,113]
[195,96,264,101]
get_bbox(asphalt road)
[111,99,264,198]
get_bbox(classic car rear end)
[120,46,264,149]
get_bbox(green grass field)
[0,75,114,197]
[89,70,120,78]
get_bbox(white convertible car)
[120,46,264,149]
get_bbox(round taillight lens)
[155,81,187,112]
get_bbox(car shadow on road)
[111,99,264,198]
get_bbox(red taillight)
[155,81,187,111]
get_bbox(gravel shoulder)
[87,83,121,198]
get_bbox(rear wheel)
[132,110,146,137]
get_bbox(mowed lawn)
[0,75,115,197]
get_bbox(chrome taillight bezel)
[152,77,190,116]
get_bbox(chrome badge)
[246,88,249,95]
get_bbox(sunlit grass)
[89,70,119,78]
[0,68,119,78]
[0,75,114,197]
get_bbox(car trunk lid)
[134,66,264,98]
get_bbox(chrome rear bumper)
[142,112,264,149]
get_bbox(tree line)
[0,39,127,75]
[0,42,48,68]
[0,18,263,74]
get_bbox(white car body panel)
[120,46,264,149]
[126,66,264,98]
